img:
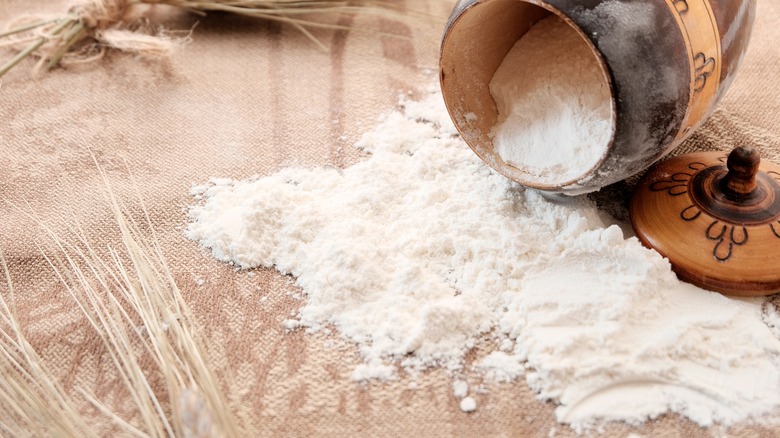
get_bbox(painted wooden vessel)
[440,0,757,193]
[630,146,780,296]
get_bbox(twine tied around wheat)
[0,0,415,78]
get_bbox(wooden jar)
[440,0,756,193]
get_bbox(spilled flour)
[187,90,780,429]
[490,15,613,186]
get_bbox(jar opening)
[440,0,616,191]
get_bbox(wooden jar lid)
[630,146,780,296]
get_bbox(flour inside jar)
[489,15,613,187]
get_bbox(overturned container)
[439,0,757,194]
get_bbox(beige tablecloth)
[1,0,779,436]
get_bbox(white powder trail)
[186,90,780,429]
[489,16,613,186]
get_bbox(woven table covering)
[1,0,780,436]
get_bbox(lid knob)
[722,146,760,197]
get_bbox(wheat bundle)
[0,0,424,78]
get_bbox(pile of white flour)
[490,16,613,186]
[187,90,780,429]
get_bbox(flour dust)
[187,89,780,429]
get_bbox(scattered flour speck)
[453,380,469,399]
[351,362,397,382]
[460,396,477,413]
[475,351,524,383]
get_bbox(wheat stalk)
[44,170,240,436]
[0,248,95,437]
[0,0,430,78]
[1,164,240,436]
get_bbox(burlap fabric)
[1,0,779,436]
